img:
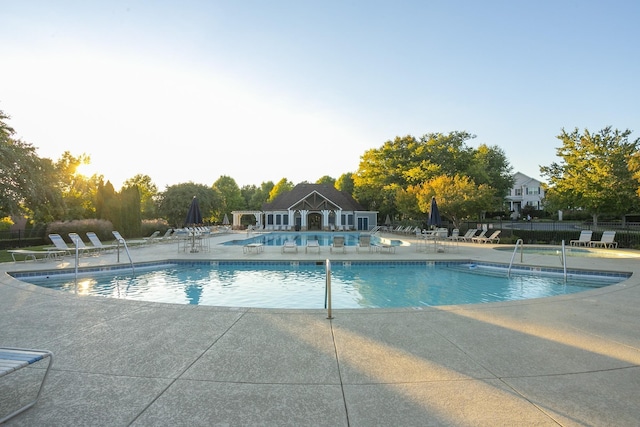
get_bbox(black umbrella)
[427,196,441,227]
[185,196,203,226]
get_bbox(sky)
[2,1,639,190]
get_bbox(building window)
[515,189,522,196]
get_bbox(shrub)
[141,219,171,238]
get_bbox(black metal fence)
[0,229,48,250]
[459,220,640,248]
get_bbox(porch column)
[300,210,309,231]
[335,209,342,227]
[321,210,330,230]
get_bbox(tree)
[123,174,158,219]
[353,131,509,219]
[119,185,141,237]
[316,175,335,186]
[541,127,640,225]
[268,178,294,202]
[213,176,246,217]
[157,182,222,227]
[54,151,96,219]
[412,175,496,229]
[0,110,62,220]
[335,173,354,195]
[243,181,274,210]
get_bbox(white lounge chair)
[460,229,479,242]
[330,236,346,253]
[48,233,88,256]
[356,234,372,253]
[471,230,488,243]
[86,232,118,252]
[590,231,618,248]
[570,230,593,247]
[68,232,100,254]
[281,239,298,253]
[305,239,320,253]
[0,347,53,423]
[474,230,501,244]
[112,231,147,247]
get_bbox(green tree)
[213,176,246,218]
[123,174,158,219]
[243,182,274,210]
[54,151,97,219]
[468,144,514,200]
[268,178,294,202]
[0,110,63,220]
[541,127,640,225]
[158,182,222,227]
[335,172,354,195]
[413,175,495,229]
[96,180,119,227]
[119,185,142,237]
[316,175,335,186]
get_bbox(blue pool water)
[223,232,395,247]
[16,261,627,309]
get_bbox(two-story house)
[506,172,545,216]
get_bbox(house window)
[267,214,273,225]
[514,189,522,196]
[527,187,540,195]
[283,214,289,225]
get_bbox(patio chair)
[470,230,488,243]
[356,234,372,253]
[570,230,593,247]
[68,232,100,254]
[330,236,346,253]
[281,239,298,253]
[474,230,501,244]
[460,229,479,242]
[86,232,118,252]
[112,230,147,247]
[0,347,53,423]
[48,233,88,256]
[589,231,618,248]
[305,239,321,254]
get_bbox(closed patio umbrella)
[222,214,230,225]
[185,196,203,226]
[427,196,441,228]
[185,196,203,252]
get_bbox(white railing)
[507,239,524,278]
[324,259,333,319]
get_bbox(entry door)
[357,217,368,231]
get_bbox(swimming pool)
[223,232,403,247]
[14,260,627,309]
[494,245,640,258]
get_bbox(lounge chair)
[7,249,65,262]
[474,230,501,244]
[356,234,372,253]
[0,347,53,423]
[330,236,346,253]
[470,230,488,243]
[143,230,161,244]
[112,231,147,247]
[590,231,618,248]
[48,233,88,256]
[448,229,460,241]
[68,232,100,254]
[460,229,479,242]
[281,239,298,253]
[570,230,593,247]
[86,232,118,252]
[305,239,321,254]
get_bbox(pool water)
[20,261,625,309]
[223,232,386,247]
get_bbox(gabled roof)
[262,184,366,211]
[513,172,544,187]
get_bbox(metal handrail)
[561,240,567,282]
[507,239,524,278]
[115,238,136,276]
[325,259,333,319]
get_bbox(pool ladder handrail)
[507,239,524,278]
[561,240,567,282]
[114,235,136,277]
[324,259,333,319]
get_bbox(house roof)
[262,184,366,212]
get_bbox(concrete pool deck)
[1,231,639,426]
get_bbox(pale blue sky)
[2,1,639,189]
